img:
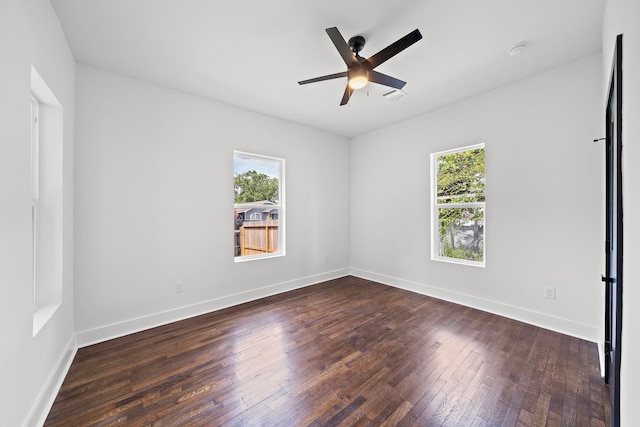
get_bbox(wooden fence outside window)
[236,220,278,256]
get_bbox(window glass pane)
[436,148,485,204]
[437,207,484,262]
[234,152,284,260]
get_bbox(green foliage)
[437,148,485,203]
[438,207,484,261]
[436,148,485,261]
[440,245,484,262]
[234,170,279,204]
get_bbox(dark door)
[603,34,622,427]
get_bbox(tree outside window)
[432,144,485,266]
[233,151,285,261]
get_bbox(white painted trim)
[26,334,77,427]
[430,143,486,268]
[76,269,350,348]
[233,150,286,262]
[349,267,601,343]
[30,66,62,107]
[33,303,60,337]
[434,142,486,157]
[27,268,604,425]
[28,269,349,425]
[597,341,606,378]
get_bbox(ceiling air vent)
[382,89,407,101]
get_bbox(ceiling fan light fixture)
[348,69,369,90]
[298,27,422,105]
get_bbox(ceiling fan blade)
[364,29,422,70]
[340,85,353,106]
[298,71,347,85]
[368,71,406,90]
[326,27,359,68]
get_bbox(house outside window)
[431,144,485,267]
[234,151,285,261]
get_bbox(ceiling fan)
[298,27,423,106]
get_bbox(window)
[30,96,40,308]
[431,144,485,266]
[31,66,64,336]
[234,151,285,261]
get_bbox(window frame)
[233,151,285,262]
[430,143,486,267]
[31,65,64,336]
[30,96,40,308]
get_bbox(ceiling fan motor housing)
[297,27,422,105]
[348,35,366,54]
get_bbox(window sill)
[33,303,61,337]
[432,256,485,268]
[234,252,285,263]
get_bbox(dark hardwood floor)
[45,276,611,426]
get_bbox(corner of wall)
[26,335,77,427]
[349,268,601,343]
[75,269,350,348]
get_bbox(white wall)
[350,54,603,342]
[74,65,351,344]
[0,0,75,426]
[0,3,618,425]
[603,1,640,425]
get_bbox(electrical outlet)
[175,281,184,293]
[544,287,556,300]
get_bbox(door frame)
[603,33,623,427]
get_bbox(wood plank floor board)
[45,276,611,426]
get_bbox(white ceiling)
[50,0,604,138]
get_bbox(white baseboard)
[76,268,350,348]
[28,269,349,426]
[30,267,603,426]
[597,341,606,378]
[26,334,77,427]
[350,267,602,344]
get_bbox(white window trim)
[31,66,63,336]
[233,151,286,263]
[431,143,486,267]
[31,96,40,309]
